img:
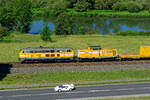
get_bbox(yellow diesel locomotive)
[78,46,118,60]
[19,46,75,63]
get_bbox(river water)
[29,17,150,34]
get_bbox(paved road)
[1,82,150,100]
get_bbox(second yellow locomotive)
[78,46,118,60]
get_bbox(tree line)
[30,0,150,12]
[0,0,150,41]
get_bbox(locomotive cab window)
[92,48,100,50]
[67,50,72,52]
[90,46,101,50]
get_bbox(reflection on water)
[29,17,150,34]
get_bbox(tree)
[94,0,118,10]
[0,0,33,33]
[55,12,75,35]
[47,0,70,16]
[74,0,91,12]
[40,23,52,41]
[0,26,9,40]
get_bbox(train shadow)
[0,64,12,81]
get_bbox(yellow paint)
[119,46,150,59]
[78,46,117,58]
[19,48,75,59]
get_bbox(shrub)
[55,12,75,35]
[85,30,99,35]
[74,0,91,12]
[0,26,9,40]
[40,23,52,41]
[112,2,127,11]
[49,0,69,16]
[95,0,118,10]
[126,1,143,13]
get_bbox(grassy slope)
[0,34,150,62]
[96,96,150,100]
[1,70,150,86]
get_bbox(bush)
[74,0,91,12]
[112,2,127,11]
[126,1,143,13]
[49,0,69,16]
[95,0,118,10]
[55,12,75,35]
[40,23,52,41]
[85,30,99,35]
[0,26,9,40]
[113,1,143,13]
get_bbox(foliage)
[0,26,9,40]
[78,26,86,35]
[66,0,77,8]
[95,0,118,10]
[55,12,75,35]
[113,1,143,13]
[40,23,52,41]
[85,30,99,35]
[126,1,143,13]
[30,0,48,8]
[74,0,91,12]
[112,2,127,11]
[0,0,33,33]
[48,0,69,16]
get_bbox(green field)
[0,34,150,62]
[1,70,150,86]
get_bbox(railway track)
[1,60,150,68]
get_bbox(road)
[1,82,150,100]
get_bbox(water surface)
[29,17,150,34]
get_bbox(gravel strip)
[10,64,150,73]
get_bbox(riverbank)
[0,34,150,62]
[32,8,150,17]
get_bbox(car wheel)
[58,89,61,92]
[69,89,72,91]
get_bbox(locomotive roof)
[21,47,73,51]
[89,46,101,48]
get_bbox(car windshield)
[59,86,64,88]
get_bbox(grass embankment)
[95,96,150,100]
[32,8,150,17]
[1,70,150,86]
[0,34,150,62]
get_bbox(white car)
[54,84,75,92]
